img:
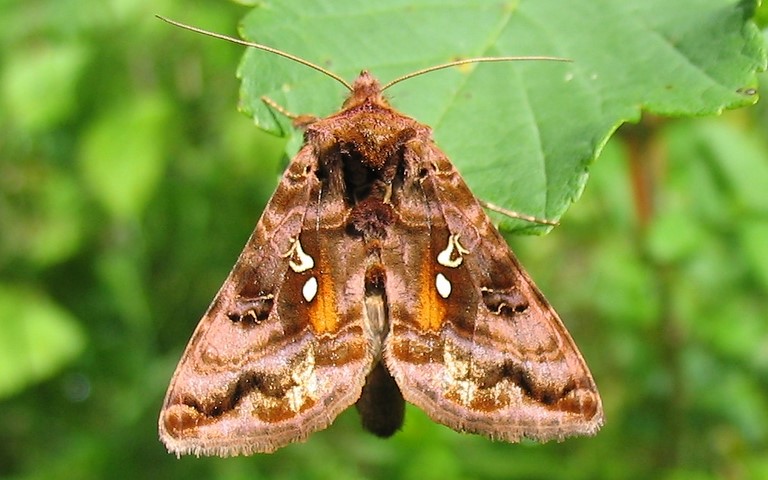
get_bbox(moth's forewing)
[382,138,603,441]
[159,146,375,456]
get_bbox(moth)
[157,17,603,456]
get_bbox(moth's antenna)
[381,56,571,92]
[155,15,353,92]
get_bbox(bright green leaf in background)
[2,43,89,132]
[0,285,86,399]
[78,94,173,220]
[0,0,766,479]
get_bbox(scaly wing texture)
[159,146,374,456]
[383,137,603,442]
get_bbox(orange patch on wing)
[308,275,339,334]
[416,256,445,331]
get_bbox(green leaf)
[0,285,86,399]
[78,94,173,220]
[1,42,89,131]
[233,0,765,230]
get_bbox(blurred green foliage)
[1,1,767,479]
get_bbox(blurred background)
[1,1,767,479]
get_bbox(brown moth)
[157,17,603,456]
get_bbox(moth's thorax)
[307,72,427,173]
[303,72,431,245]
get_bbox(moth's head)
[342,71,389,109]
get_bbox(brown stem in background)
[622,116,662,230]
[619,115,685,470]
